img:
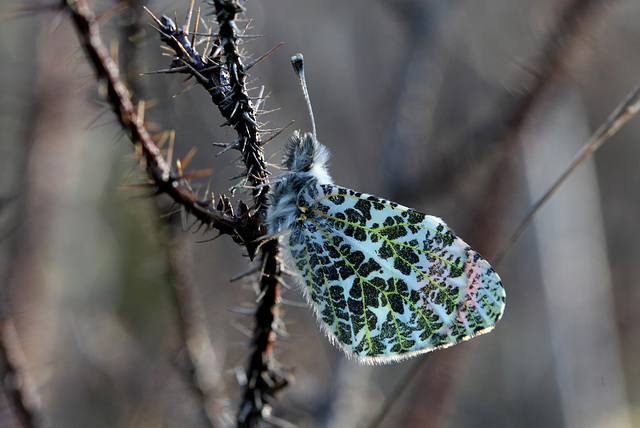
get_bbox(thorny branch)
[66,0,241,240]
[66,0,288,426]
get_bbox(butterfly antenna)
[291,54,317,141]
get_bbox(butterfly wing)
[282,183,505,363]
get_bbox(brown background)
[0,0,638,427]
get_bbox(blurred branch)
[407,0,607,198]
[379,0,452,197]
[120,0,148,99]
[165,212,223,428]
[0,313,42,428]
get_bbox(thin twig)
[492,81,640,266]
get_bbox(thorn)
[195,231,225,243]
[83,106,113,131]
[160,205,183,219]
[183,0,196,34]
[146,23,165,37]
[166,129,176,168]
[192,220,207,235]
[185,218,200,232]
[252,86,266,112]
[179,169,214,181]
[227,101,241,123]
[199,63,224,74]
[215,141,238,157]
[142,6,163,26]
[181,147,198,170]
[172,37,195,63]
[228,305,255,315]
[230,319,253,339]
[273,275,292,291]
[127,188,162,199]
[230,265,261,282]
[243,112,260,128]
[204,181,213,202]
[239,18,254,38]
[189,31,223,38]
[136,100,145,123]
[202,26,214,55]
[109,40,119,69]
[160,45,177,55]
[209,44,223,62]
[230,170,248,181]
[120,182,155,189]
[262,122,294,146]
[152,130,171,149]
[96,2,129,24]
[279,297,307,308]
[244,42,284,72]
[237,34,266,40]
[191,7,202,47]
[255,285,268,304]
[202,223,214,235]
[179,59,209,83]
[173,81,199,98]
[180,206,188,230]
[141,66,189,75]
[133,141,144,164]
[256,107,282,118]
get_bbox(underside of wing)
[284,184,505,364]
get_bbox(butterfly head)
[282,130,333,184]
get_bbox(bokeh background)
[1,0,639,427]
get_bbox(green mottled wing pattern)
[283,183,505,363]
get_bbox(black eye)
[301,156,313,171]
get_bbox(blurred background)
[0,0,639,427]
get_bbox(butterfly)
[265,55,505,364]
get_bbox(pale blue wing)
[282,183,505,363]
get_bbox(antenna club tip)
[291,53,304,71]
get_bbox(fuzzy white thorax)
[266,131,334,235]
